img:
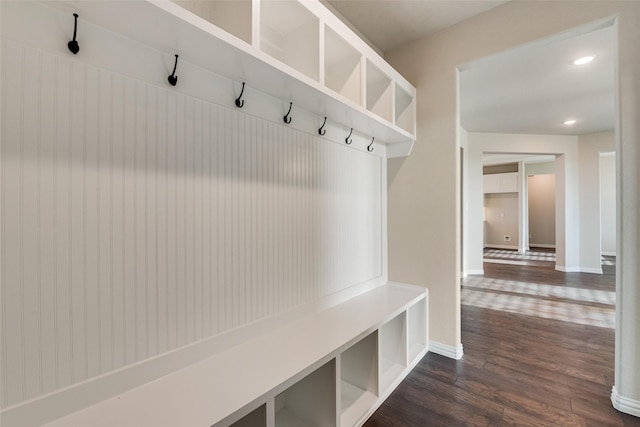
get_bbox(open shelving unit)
[275,360,336,427]
[408,297,428,364]
[174,0,252,44]
[395,83,416,135]
[36,283,428,427]
[230,404,267,427]
[41,0,416,157]
[324,26,362,106]
[260,0,320,82]
[366,60,393,123]
[340,332,378,426]
[379,313,407,393]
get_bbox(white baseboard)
[602,251,616,256]
[429,341,464,360]
[464,269,484,276]
[484,244,518,250]
[555,265,581,273]
[611,386,640,417]
[530,243,556,249]
[555,265,603,274]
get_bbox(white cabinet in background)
[483,174,501,193]
[500,172,519,192]
[484,172,519,193]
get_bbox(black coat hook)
[283,102,292,124]
[367,137,374,152]
[318,117,327,136]
[68,13,79,55]
[235,82,245,108]
[345,128,353,145]
[168,54,179,86]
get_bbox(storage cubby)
[324,26,362,106]
[230,404,267,427]
[340,332,378,426]
[260,1,320,81]
[408,299,428,363]
[366,60,393,122]
[379,313,407,393]
[173,0,252,44]
[394,83,415,134]
[275,360,336,427]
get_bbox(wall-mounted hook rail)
[168,54,179,86]
[345,128,353,145]
[68,13,80,54]
[235,82,245,108]
[318,117,327,135]
[283,102,293,124]
[367,137,375,152]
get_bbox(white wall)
[0,2,385,412]
[528,174,556,247]
[461,128,484,275]
[386,1,640,414]
[484,193,519,248]
[578,131,615,272]
[600,153,616,255]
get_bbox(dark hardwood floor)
[364,258,640,426]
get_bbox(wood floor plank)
[364,255,640,427]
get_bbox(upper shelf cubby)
[395,83,416,135]
[324,26,362,106]
[174,0,252,44]
[47,0,416,157]
[366,60,393,123]
[260,1,320,82]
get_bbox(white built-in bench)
[41,282,427,427]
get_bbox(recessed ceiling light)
[563,119,577,125]
[572,55,595,65]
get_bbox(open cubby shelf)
[275,360,336,427]
[43,0,415,157]
[174,0,252,44]
[260,1,320,82]
[340,332,378,426]
[324,26,362,106]
[366,60,393,123]
[230,404,267,427]
[379,313,407,393]
[395,83,416,135]
[408,298,428,364]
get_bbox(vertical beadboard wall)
[0,39,383,409]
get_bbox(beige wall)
[484,193,519,248]
[601,154,616,255]
[386,1,640,412]
[528,174,556,247]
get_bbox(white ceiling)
[460,24,616,136]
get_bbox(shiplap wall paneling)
[1,39,384,410]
